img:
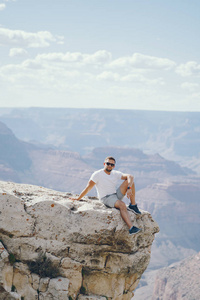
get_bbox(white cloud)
[121,74,164,85]
[0,27,64,48]
[181,82,199,91]
[109,53,176,71]
[1,49,199,111]
[0,57,81,88]
[97,71,120,81]
[36,50,112,66]
[32,50,165,86]
[97,71,164,85]
[84,50,112,64]
[22,59,43,70]
[0,50,174,101]
[0,3,6,10]
[9,47,28,57]
[176,61,200,77]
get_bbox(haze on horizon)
[0,0,200,112]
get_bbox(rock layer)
[151,252,200,300]
[0,181,159,299]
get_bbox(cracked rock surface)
[0,181,159,299]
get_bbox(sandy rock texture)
[151,252,200,300]
[0,181,159,300]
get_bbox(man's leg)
[114,200,132,229]
[115,180,137,228]
[119,180,141,215]
[114,199,141,234]
[119,180,136,205]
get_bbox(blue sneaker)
[128,204,141,215]
[129,226,141,235]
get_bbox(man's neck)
[104,169,112,175]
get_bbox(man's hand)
[69,196,80,201]
[69,180,95,202]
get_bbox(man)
[71,156,142,235]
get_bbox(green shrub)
[9,253,16,265]
[80,286,86,295]
[11,285,16,292]
[27,252,60,278]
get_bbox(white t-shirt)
[90,169,124,200]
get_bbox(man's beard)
[106,168,112,173]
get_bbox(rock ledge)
[0,181,159,300]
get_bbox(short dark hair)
[104,156,116,163]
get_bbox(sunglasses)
[105,162,115,167]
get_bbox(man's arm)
[70,180,96,201]
[121,173,134,187]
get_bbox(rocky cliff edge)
[0,181,159,300]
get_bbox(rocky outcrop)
[0,180,159,300]
[151,252,200,300]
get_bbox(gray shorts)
[101,187,124,208]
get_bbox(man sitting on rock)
[71,156,142,235]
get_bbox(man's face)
[104,159,115,173]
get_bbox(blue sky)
[0,0,200,111]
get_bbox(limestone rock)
[0,181,159,299]
[78,296,107,300]
[39,277,69,299]
[151,252,200,300]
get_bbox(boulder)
[0,181,159,299]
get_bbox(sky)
[0,0,200,111]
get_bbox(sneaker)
[128,204,141,215]
[129,226,142,235]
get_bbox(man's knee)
[115,200,127,210]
